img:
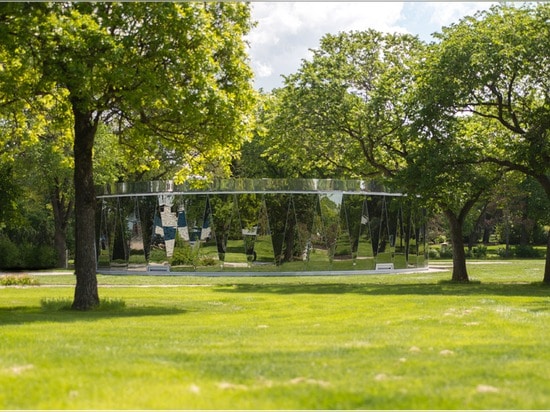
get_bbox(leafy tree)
[264,30,422,179]
[0,3,256,308]
[396,118,503,281]
[262,29,502,281]
[420,3,550,281]
[0,164,19,231]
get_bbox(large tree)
[420,3,550,281]
[262,30,502,281]
[396,117,503,281]
[0,3,256,308]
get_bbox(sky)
[246,2,496,91]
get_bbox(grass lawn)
[1,259,549,409]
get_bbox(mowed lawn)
[1,260,549,409]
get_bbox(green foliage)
[428,247,440,259]
[420,2,550,278]
[439,247,454,259]
[0,236,56,270]
[0,236,20,268]
[171,242,200,267]
[0,164,19,229]
[513,245,544,259]
[466,245,488,259]
[0,2,257,307]
[264,30,424,178]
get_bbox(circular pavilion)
[95,179,428,275]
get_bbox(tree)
[0,3,256,308]
[264,30,422,179]
[262,29,502,281]
[395,118,503,281]
[0,164,19,231]
[420,3,550,281]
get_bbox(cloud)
[247,2,407,90]
[254,61,273,78]
[425,2,495,28]
[246,2,497,91]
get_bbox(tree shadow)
[214,281,550,298]
[0,305,186,326]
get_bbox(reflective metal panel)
[96,179,428,274]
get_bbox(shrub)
[428,248,440,259]
[171,243,199,266]
[497,247,512,258]
[23,244,57,269]
[0,274,40,286]
[0,236,21,268]
[199,256,217,266]
[0,237,56,269]
[514,245,543,258]
[466,245,487,259]
[439,248,453,259]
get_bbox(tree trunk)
[443,209,469,282]
[53,225,68,269]
[535,175,550,284]
[71,107,100,310]
[544,228,550,284]
[50,184,73,269]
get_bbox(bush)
[0,274,40,286]
[428,248,440,259]
[199,256,218,266]
[439,248,453,259]
[171,243,199,267]
[466,245,487,259]
[0,236,21,268]
[514,245,543,258]
[497,247,511,258]
[0,237,56,269]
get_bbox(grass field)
[1,259,549,409]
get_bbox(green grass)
[1,260,549,409]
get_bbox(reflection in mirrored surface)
[127,197,147,272]
[111,197,129,271]
[96,180,428,274]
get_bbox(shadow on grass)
[0,305,186,326]
[215,281,550,298]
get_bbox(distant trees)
[253,3,549,282]
[258,29,503,282]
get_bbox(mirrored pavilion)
[96,179,428,275]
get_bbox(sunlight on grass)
[1,260,549,409]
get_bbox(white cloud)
[254,61,273,78]
[425,2,495,28]
[247,2,407,90]
[246,2,497,91]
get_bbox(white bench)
[147,264,170,273]
[375,263,394,271]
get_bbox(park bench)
[147,264,170,273]
[375,263,394,271]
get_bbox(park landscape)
[1,2,549,410]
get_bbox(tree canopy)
[0,2,256,308]
[264,30,423,179]
[419,3,550,280]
